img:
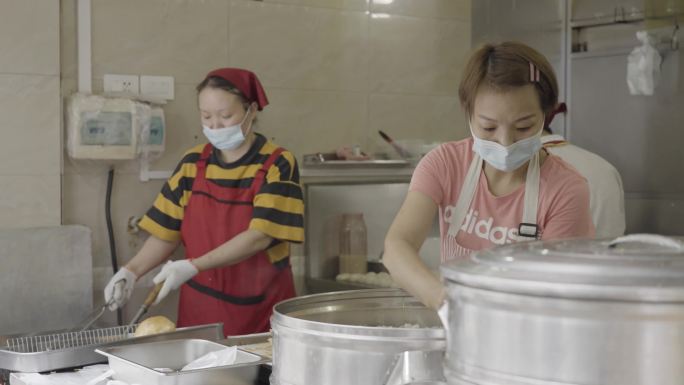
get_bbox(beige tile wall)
[59,0,471,315]
[0,0,61,228]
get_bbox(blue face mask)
[202,108,252,150]
[470,115,544,172]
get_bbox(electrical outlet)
[104,74,140,94]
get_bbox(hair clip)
[529,62,540,83]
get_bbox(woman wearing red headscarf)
[103,68,303,336]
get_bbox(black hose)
[105,168,123,325]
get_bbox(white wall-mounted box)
[140,75,174,100]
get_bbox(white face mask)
[470,115,544,172]
[202,107,253,150]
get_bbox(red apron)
[178,143,296,337]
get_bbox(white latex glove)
[104,267,137,311]
[438,300,449,332]
[153,260,199,305]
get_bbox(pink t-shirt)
[410,138,594,262]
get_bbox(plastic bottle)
[339,213,368,275]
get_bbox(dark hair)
[458,41,559,118]
[196,76,251,109]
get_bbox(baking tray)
[0,323,223,373]
[97,338,270,385]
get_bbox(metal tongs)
[74,279,122,332]
[75,281,164,332]
[75,301,114,332]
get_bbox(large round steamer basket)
[441,234,684,385]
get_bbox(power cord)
[105,168,123,325]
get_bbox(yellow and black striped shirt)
[138,134,304,264]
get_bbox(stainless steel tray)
[222,332,270,347]
[97,338,270,385]
[0,323,223,373]
[302,155,410,169]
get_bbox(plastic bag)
[627,31,662,95]
[180,346,238,371]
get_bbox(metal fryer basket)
[4,324,136,353]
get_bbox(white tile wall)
[229,1,369,92]
[0,1,61,228]
[0,75,61,175]
[0,175,61,228]
[91,0,231,84]
[369,15,470,95]
[0,0,60,75]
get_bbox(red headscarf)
[545,102,567,129]
[205,68,269,110]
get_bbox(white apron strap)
[446,154,483,237]
[519,151,541,240]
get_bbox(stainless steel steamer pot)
[271,289,446,385]
[441,234,684,385]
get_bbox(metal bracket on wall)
[672,21,680,50]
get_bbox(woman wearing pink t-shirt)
[384,42,594,310]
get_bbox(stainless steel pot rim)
[446,273,684,302]
[272,289,445,339]
[274,288,409,309]
[272,319,446,342]
[441,237,684,302]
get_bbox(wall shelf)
[571,10,683,30]
[570,10,680,54]
[571,40,678,59]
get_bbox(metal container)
[441,234,684,385]
[0,323,223,373]
[96,338,270,385]
[270,289,446,385]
